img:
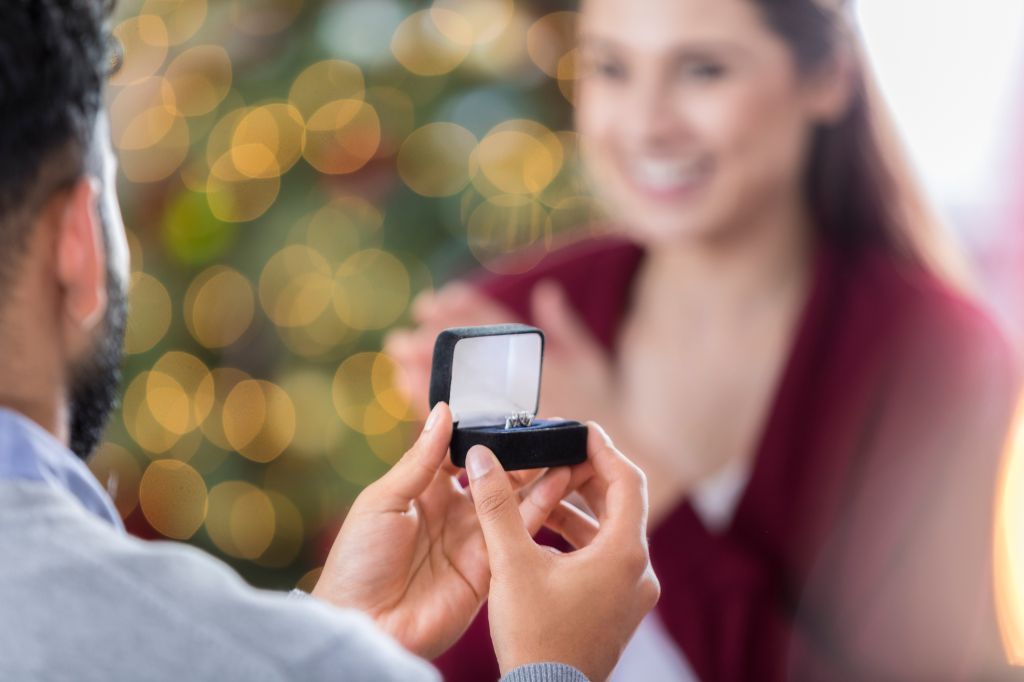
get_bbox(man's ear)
[54,177,107,333]
[802,47,856,126]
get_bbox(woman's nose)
[621,77,686,150]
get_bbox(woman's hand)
[386,280,622,431]
[311,402,572,660]
[385,283,518,420]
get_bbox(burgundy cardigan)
[434,237,1019,680]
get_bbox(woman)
[388,0,1019,678]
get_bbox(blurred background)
[93,0,1023,598]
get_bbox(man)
[0,2,659,680]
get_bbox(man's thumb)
[466,446,531,566]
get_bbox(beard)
[67,266,127,461]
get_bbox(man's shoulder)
[0,482,436,682]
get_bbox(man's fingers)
[373,402,453,506]
[584,422,648,541]
[466,445,534,566]
[518,466,571,535]
[560,460,608,519]
[544,501,601,549]
[508,467,547,492]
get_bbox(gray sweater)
[0,482,586,682]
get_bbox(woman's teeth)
[631,158,708,192]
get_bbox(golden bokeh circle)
[205,481,276,560]
[144,371,192,436]
[432,0,514,45]
[139,459,208,539]
[231,103,306,179]
[111,77,190,183]
[526,11,578,78]
[303,99,381,175]
[111,15,169,86]
[140,0,208,45]
[259,245,334,328]
[88,442,142,519]
[151,351,215,432]
[165,45,232,117]
[301,200,372,265]
[398,122,478,197]
[222,380,296,463]
[333,352,413,435]
[463,8,530,77]
[205,153,282,222]
[391,9,473,77]
[199,368,253,451]
[184,266,255,348]
[467,194,551,274]
[206,107,251,172]
[473,119,564,196]
[124,272,172,355]
[288,60,365,120]
[124,372,182,455]
[333,249,410,330]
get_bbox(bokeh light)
[467,194,551,273]
[399,122,478,197]
[222,380,296,463]
[124,272,172,355]
[111,15,169,86]
[88,442,142,519]
[104,0,584,590]
[392,9,474,76]
[184,266,255,348]
[288,60,366,119]
[333,352,412,436]
[139,460,208,539]
[164,45,231,116]
[206,481,276,559]
[303,99,381,175]
[260,245,334,328]
[435,0,515,46]
[333,250,411,330]
[140,0,208,45]
[474,119,564,195]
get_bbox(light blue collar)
[0,407,123,530]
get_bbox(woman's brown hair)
[758,0,971,287]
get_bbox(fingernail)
[466,446,494,481]
[424,403,442,432]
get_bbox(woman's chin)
[610,207,726,247]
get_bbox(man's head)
[0,0,129,460]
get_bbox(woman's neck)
[631,199,817,330]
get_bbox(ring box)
[430,324,588,470]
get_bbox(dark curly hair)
[0,0,117,293]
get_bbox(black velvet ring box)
[429,324,588,471]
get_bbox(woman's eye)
[682,62,726,81]
[585,59,627,81]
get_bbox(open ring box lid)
[430,324,588,470]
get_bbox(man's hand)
[466,423,661,681]
[311,402,572,659]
